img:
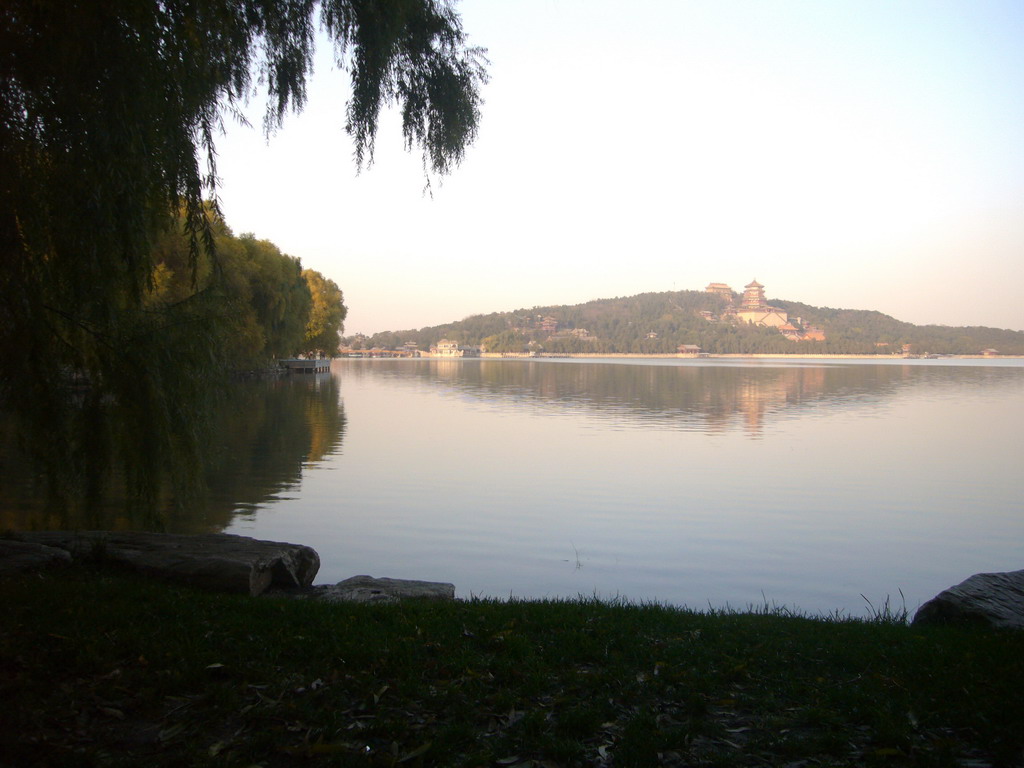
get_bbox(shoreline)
[399,352,1024,360]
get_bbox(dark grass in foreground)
[1,566,1022,767]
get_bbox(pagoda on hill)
[704,278,826,341]
[740,279,768,311]
[734,278,788,327]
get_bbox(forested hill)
[347,289,1024,355]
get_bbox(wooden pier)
[279,358,331,374]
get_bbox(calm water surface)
[217,357,1024,616]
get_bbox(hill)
[345,287,1024,355]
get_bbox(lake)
[5,357,1022,616]
[237,357,1024,616]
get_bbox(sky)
[214,0,1024,335]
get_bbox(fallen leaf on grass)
[396,741,432,763]
[159,723,185,742]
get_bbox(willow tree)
[0,0,487,520]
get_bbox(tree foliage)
[303,269,347,357]
[0,0,486,517]
[148,209,346,367]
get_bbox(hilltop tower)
[736,279,789,328]
[741,279,767,311]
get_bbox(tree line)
[151,208,347,368]
[347,290,1024,355]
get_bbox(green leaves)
[330,0,488,176]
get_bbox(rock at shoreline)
[0,539,72,574]
[9,531,319,596]
[295,575,456,604]
[913,570,1024,630]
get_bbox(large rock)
[0,539,72,574]
[301,575,456,604]
[913,570,1024,630]
[10,531,319,596]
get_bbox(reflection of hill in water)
[0,375,345,533]
[351,359,1020,436]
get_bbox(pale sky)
[215,0,1024,335]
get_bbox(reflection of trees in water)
[181,375,346,532]
[0,375,345,533]
[348,359,1020,437]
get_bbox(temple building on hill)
[707,278,826,342]
[705,282,734,301]
[733,279,790,328]
[779,322,825,342]
[740,279,768,311]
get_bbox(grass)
[1,565,1022,767]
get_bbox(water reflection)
[196,375,346,531]
[340,358,1022,437]
[0,374,346,533]
[7,357,1021,613]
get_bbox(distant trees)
[350,290,1024,356]
[481,331,529,354]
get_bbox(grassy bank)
[2,566,1022,767]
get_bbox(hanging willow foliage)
[0,0,487,521]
